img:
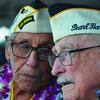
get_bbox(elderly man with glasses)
[3,0,62,100]
[46,2,100,100]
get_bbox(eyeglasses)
[11,43,51,60]
[48,45,100,67]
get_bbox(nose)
[26,51,38,68]
[51,58,66,76]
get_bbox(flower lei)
[32,81,61,100]
[0,63,13,99]
[0,63,100,100]
[0,63,62,100]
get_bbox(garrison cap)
[9,0,52,35]
[39,0,100,42]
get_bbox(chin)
[19,81,44,92]
[19,84,37,92]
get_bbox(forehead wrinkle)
[34,37,53,47]
[13,36,32,44]
[12,33,52,45]
[37,37,46,44]
[62,35,88,49]
[12,32,33,43]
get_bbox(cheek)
[73,53,100,87]
[12,57,27,75]
[66,53,91,83]
[70,52,90,73]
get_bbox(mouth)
[20,73,40,79]
[61,81,74,86]
[57,75,75,87]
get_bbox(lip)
[20,73,40,79]
[61,82,74,87]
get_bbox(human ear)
[5,36,10,61]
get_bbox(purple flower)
[0,63,12,99]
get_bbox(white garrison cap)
[49,3,100,42]
[10,5,52,34]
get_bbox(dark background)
[0,0,33,27]
[0,0,33,66]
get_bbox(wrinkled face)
[6,32,53,92]
[51,35,100,97]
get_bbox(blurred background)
[0,0,33,66]
[0,0,33,27]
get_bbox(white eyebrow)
[59,43,74,51]
[52,43,75,56]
